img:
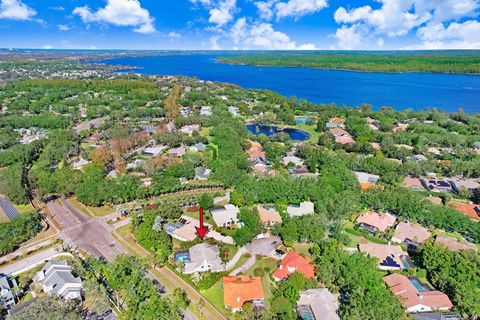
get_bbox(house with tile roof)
[329,128,355,145]
[272,252,316,281]
[223,275,265,312]
[392,221,432,248]
[403,177,425,191]
[384,274,453,313]
[257,205,282,226]
[296,288,340,320]
[447,201,480,221]
[356,211,396,234]
[358,243,411,270]
[434,234,477,252]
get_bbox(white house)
[179,243,225,274]
[210,204,240,227]
[35,260,82,300]
[287,202,314,217]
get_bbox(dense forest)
[218,51,480,74]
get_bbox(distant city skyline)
[0,0,479,50]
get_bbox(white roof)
[210,204,240,226]
[287,201,314,217]
[297,288,340,320]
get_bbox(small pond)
[246,124,310,141]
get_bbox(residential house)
[195,167,211,180]
[355,171,380,191]
[392,123,409,132]
[413,313,465,320]
[426,195,443,205]
[391,222,431,248]
[35,260,82,300]
[358,243,411,270]
[356,211,396,234]
[329,128,355,145]
[325,117,345,129]
[450,179,480,193]
[287,202,314,217]
[127,159,146,171]
[0,274,17,310]
[434,234,477,252]
[228,106,241,117]
[247,141,268,174]
[175,243,225,274]
[257,205,282,226]
[272,252,316,281]
[165,215,234,244]
[448,201,480,221]
[223,275,265,312]
[168,146,186,157]
[143,145,166,157]
[189,142,208,152]
[180,107,192,117]
[200,106,212,116]
[408,154,428,162]
[210,204,240,228]
[71,158,91,170]
[421,179,453,193]
[384,274,453,313]
[180,124,200,136]
[296,288,340,320]
[403,177,425,191]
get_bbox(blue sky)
[0,0,479,50]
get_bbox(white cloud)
[208,0,237,27]
[333,0,480,49]
[41,45,53,49]
[57,24,70,31]
[275,0,328,20]
[229,18,317,50]
[168,31,181,38]
[0,0,36,20]
[73,0,155,34]
[210,35,221,49]
[255,0,327,21]
[416,20,480,49]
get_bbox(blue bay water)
[104,54,480,113]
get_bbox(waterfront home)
[296,288,340,320]
[448,201,480,221]
[403,177,425,191]
[257,205,282,226]
[391,222,432,248]
[210,204,240,228]
[0,274,17,309]
[434,234,477,252]
[384,274,453,313]
[195,166,211,180]
[272,252,315,281]
[358,243,411,270]
[356,211,396,234]
[223,275,265,312]
[35,260,82,300]
[287,201,314,217]
[175,243,225,274]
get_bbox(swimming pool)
[409,278,431,292]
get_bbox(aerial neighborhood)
[0,55,479,320]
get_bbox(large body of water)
[105,54,480,113]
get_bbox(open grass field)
[200,280,229,315]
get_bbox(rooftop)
[223,275,265,310]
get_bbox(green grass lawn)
[229,254,250,271]
[291,243,313,255]
[296,124,320,143]
[245,257,278,276]
[200,280,229,315]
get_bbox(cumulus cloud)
[57,24,70,31]
[73,0,155,34]
[255,0,327,21]
[208,0,237,27]
[229,18,317,50]
[333,0,480,49]
[0,0,36,20]
[415,20,480,49]
[168,31,181,38]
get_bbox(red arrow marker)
[195,208,208,240]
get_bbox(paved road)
[0,248,72,276]
[48,198,127,261]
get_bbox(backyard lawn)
[200,280,229,315]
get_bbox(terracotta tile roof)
[434,234,477,252]
[358,243,408,269]
[403,177,424,189]
[384,274,453,311]
[257,206,282,224]
[272,252,315,280]
[223,275,265,310]
[392,222,431,244]
[329,128,350,137]
[330,117,345,124]
[356,211,396,232]
[447,201,480,221]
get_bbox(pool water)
[295,118,311,125]
[409,278,430,292]
[246,124,310,141]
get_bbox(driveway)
[229,255,256,276]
